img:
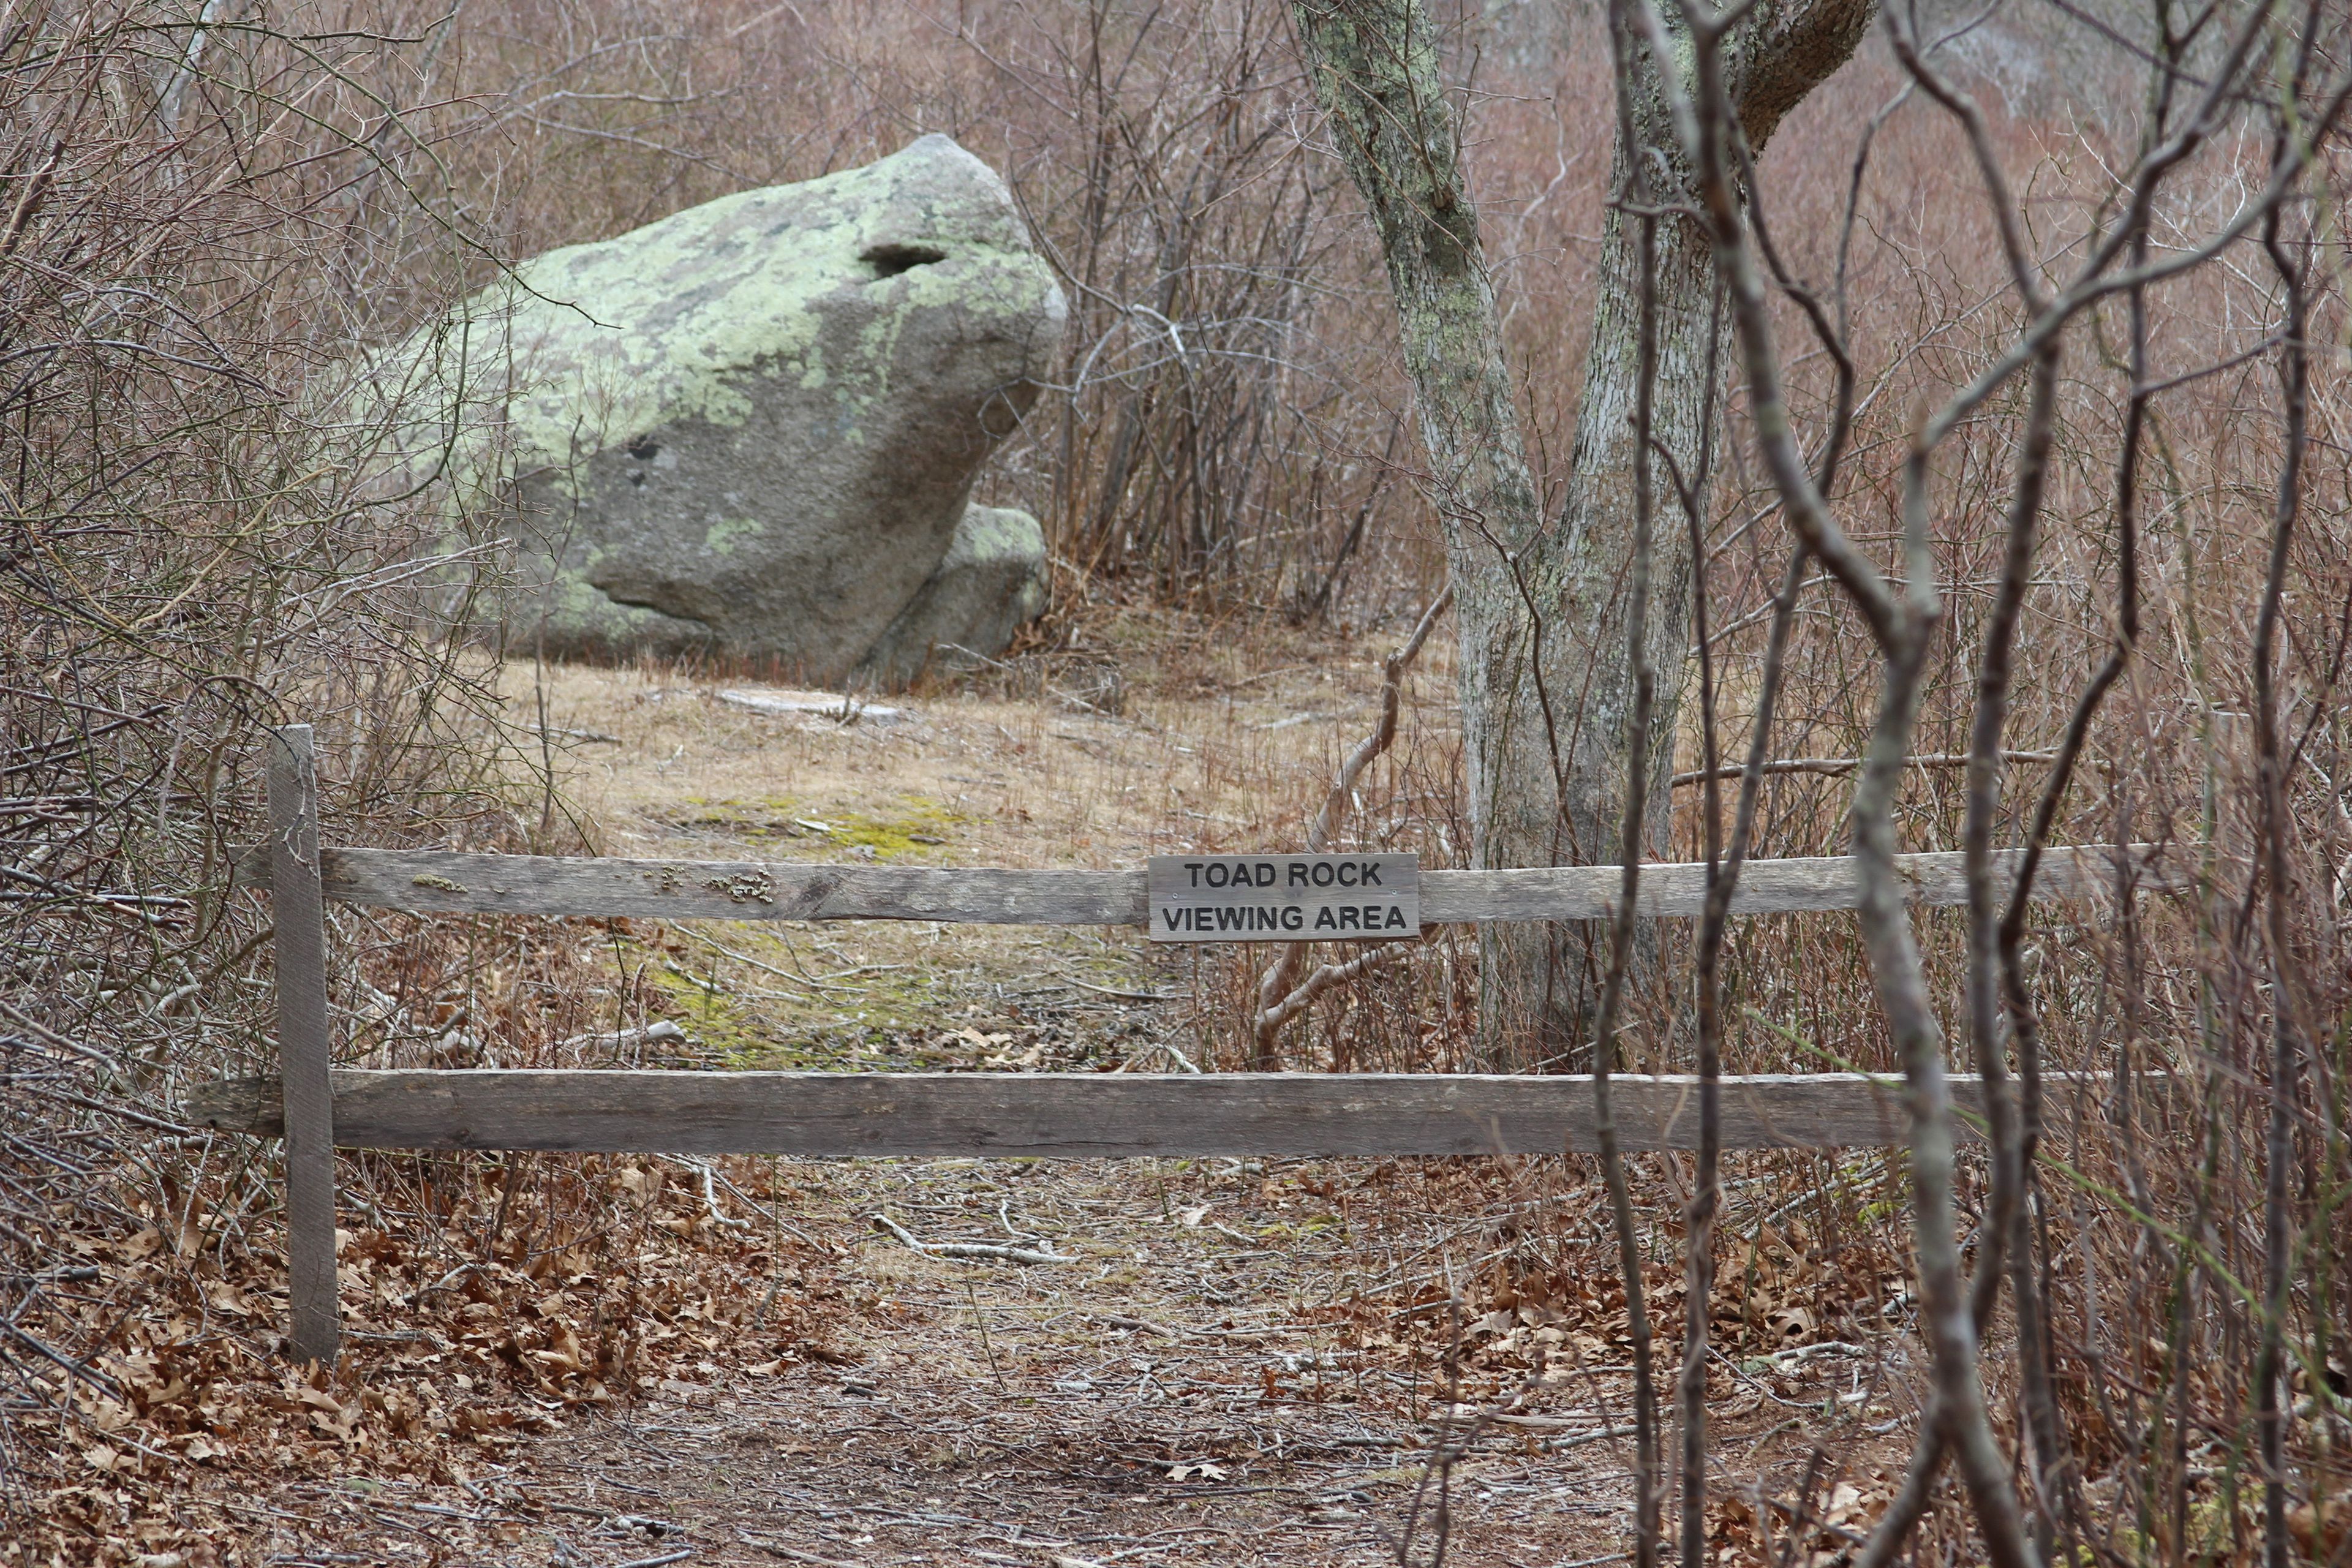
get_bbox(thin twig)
[1670,750,2056,786]
[868,1212,1077,1265]
[1250,585,1450,1068]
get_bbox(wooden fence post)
[266,725,339,1366]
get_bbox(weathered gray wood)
[231,843,2187,927]
[265,726,339,1366]
[181,1068,2042,1156]
[234,846,1150,924]
[1418,843,2188,921]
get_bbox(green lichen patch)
[657,794,967,861]
[702,516,766,557]
[639,949,790,1065]
[601,919,1164,1076]
[823,797,965,859]
[399,135,1064,503]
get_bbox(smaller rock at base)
[854,505,1049,689]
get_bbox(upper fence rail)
[230,842,2191,925]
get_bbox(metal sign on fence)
[1146,853,1419,942]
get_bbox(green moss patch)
[658,794,967,861]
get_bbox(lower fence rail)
[187,1068,2068,1158]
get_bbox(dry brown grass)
[504,598,1467,1072]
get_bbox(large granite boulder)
[436,134,1065,680]
[854,504,1050,686]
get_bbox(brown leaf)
[2291,1490,2352,1559]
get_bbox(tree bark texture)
[1291,0,1874,1066]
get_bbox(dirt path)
[508,1156,1646,1568]
[224,1150,1669,1568]
[208,1141,1912,1568]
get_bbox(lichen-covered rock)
[438,134,1065,677]
[854,505,1049,686]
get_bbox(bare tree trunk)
[1290,0,1874,1066]
[1474,174,1716,1068]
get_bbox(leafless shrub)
[0,0,534,1504]
[1253,0,2350,1559]
[1632,0,2352,1558]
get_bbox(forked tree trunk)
[1291,0,1874,1066]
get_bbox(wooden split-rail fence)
[190,727,2188,1363]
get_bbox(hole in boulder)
[625,435,660,460]
[861,242,948,279]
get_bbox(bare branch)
[1250,585,1450,1067]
